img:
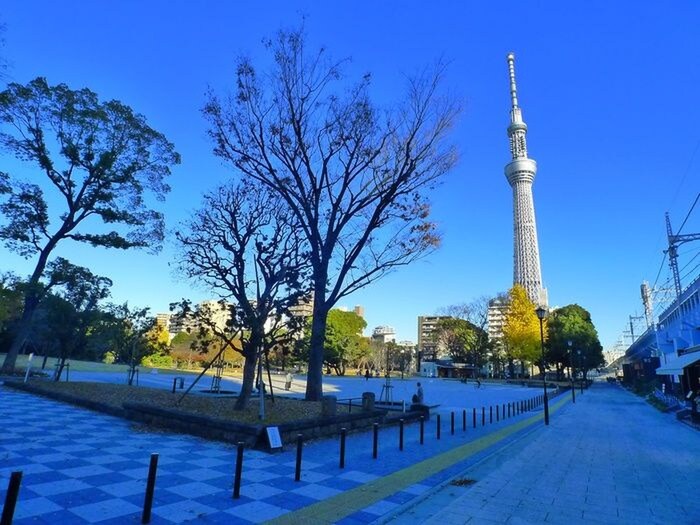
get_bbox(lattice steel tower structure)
[505,53,547,306]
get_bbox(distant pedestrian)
[285,372,293,391]
[365,369,370,381]
[412,382,424,404]
[476,378,482,389]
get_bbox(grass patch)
[22,380,322,425]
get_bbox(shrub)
[141,353,174,368]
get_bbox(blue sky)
[1,1,699,351]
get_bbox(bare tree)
[176,182,308,410]
[204,28,459,400]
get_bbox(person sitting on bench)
[412,382,424,404]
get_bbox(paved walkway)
[2,382,696,524]
[0,382,552,524]
[384,383,700,525]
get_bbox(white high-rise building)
[504,53,547,306]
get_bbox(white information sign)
[266,426,283,449]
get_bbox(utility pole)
[665,212,700,299]
[628,314,645,342]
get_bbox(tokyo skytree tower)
[504,53,547,306]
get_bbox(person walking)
[285,372,293,391]
[365,369,370,381]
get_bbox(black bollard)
[1,471,22,525]
[490,406,493,424]
[373,423,379,459]
[339,428,347,469]
[419,416,425,445]
[171,377,177,394]
[233,442,244,499]
[481,407,485,426]
[399,419,404,451]
[142,454,158,524]
[451,412,455,435]
[437,414,441,440]
[295,434,303,482]
[508,403,511,418]
[462,409,466,431]
[473,408,476,428]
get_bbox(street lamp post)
[568,340,575,403]
[535,306,550,426]
[400,349,405,380]
[577,349,583,394]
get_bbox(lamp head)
[567,340,572,347]
[535,306,547,320]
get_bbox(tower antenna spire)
[504,52,546,307]
[507,52,518,109]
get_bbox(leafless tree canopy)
[176,181,308,408]
[204,28,459,400]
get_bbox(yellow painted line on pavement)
[266,394,571,524]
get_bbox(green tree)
[322,309,368,375]
[437,298,491,370]
[547,304,605,380]
[502,285,543,377]
[30,260,112,379]
[434,317,475,362]
[0,77,179,372]
[295,309,369,375]
[204,28,458,400]
[0,274,22,347]
[96,303,162,385]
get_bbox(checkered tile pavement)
[0,385,543,524]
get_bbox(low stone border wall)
[123,402,263,447]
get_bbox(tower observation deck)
[505,53,547,306]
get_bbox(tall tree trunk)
[306,282,328,401]
[1,240,57,373]
[235,349,257,410]
[2,292,40,373]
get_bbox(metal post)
[1,471,22,525]
[399,419,404,451]
[141,454,158,524]
[339,428,346,469]
[462,409,466,431]
[373,423,379,458]
[295,434,303,481]
[508,403,511,417]
[569,342,576,403]
[172,378,177,394]
[233,442,244,499]
[436,414,441,440]
[419,416,424,444]
[538,313,550,425]
[450,412,455,435]
[481,407,485,426]
[490,406,493,423]
[473,408,476,428]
